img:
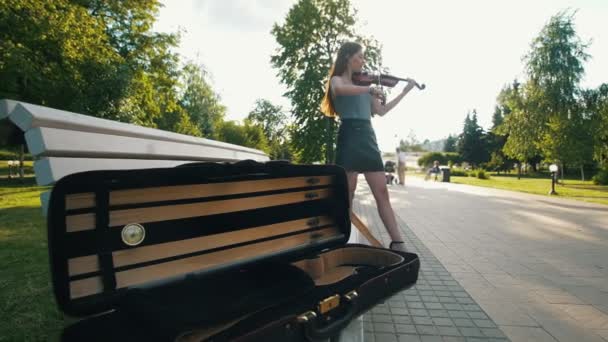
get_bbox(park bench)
[0,99,270,215]
[1,99,371,341]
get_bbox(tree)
[524,10,591,180]
[487,84,518,173]
[582,84,608,167]
[443,134,457,152]
[399,130,426,152]
[247,99,288,143]
[496,81,543,177]
[457,110,488,167]
[271,0,382,163]
[246,99,292,160]
[417,152,462,168]
[177,62,226,138]
[216,121,269,153]
[0,0,123,113]
[595,85,608,167]
[0,0,200,135]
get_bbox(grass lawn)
[411,172,608,206]
[0,177,65,341]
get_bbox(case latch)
[318,294,341,315]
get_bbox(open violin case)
[49,160,420,341]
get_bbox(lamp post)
[549,164,558,195]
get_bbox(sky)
[153,0,608,152]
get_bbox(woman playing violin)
[320,41,420,253]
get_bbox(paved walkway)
[352,175,608,342]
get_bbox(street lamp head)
[549,164,558,173]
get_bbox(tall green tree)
[496,80,544,177]
[525,11,590,179]
[271,0,382,163]
[177,62,226,138]
[0,0,199,134]
[246,99,292,160]
[487,84,518,173]
[247,99,288,143]
[582,84,608,168]
[0,0,123,113]
[457,110,488,167]
[443,134,457,153]
[79,0,186,127]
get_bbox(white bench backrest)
[1,99,270,214]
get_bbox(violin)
[353,72,426,90]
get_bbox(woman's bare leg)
[364,171,404,243]
[346,171,359,210]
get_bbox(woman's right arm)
[330,76,370,96]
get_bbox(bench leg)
[350,213,382,248]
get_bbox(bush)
[0,149,33,161]
[476,170,489,179]
[592,168,608,185]
[449,168,468,177]
[418,152,462,168]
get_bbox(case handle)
[306,177,320,185]
[305,192,319,199]
[301,291,359,341]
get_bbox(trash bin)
[440,166,450,182]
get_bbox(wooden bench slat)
[7,101,267,157]
[24,127,264,161]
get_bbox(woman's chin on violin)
[319,41,424,254]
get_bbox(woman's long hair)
[320,42,363,118]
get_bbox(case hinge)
[344,290,358,302]
[296,310,317,323]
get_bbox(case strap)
[95,188,117,293]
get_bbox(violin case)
[49,160,420,341]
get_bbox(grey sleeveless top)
[333,93,372,120]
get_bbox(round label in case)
[121,223,146,246]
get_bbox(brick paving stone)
[374,323,396,333]
[428,309,450,318]
[395,324,417,334]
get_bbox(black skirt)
[335,119,384,172]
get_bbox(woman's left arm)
[372,80,417,116]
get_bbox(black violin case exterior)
[48,160,420,341]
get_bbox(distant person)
[425,160,441,181]
[397,148,407,186]
[320,41,421,253]
[384,160,397,185]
